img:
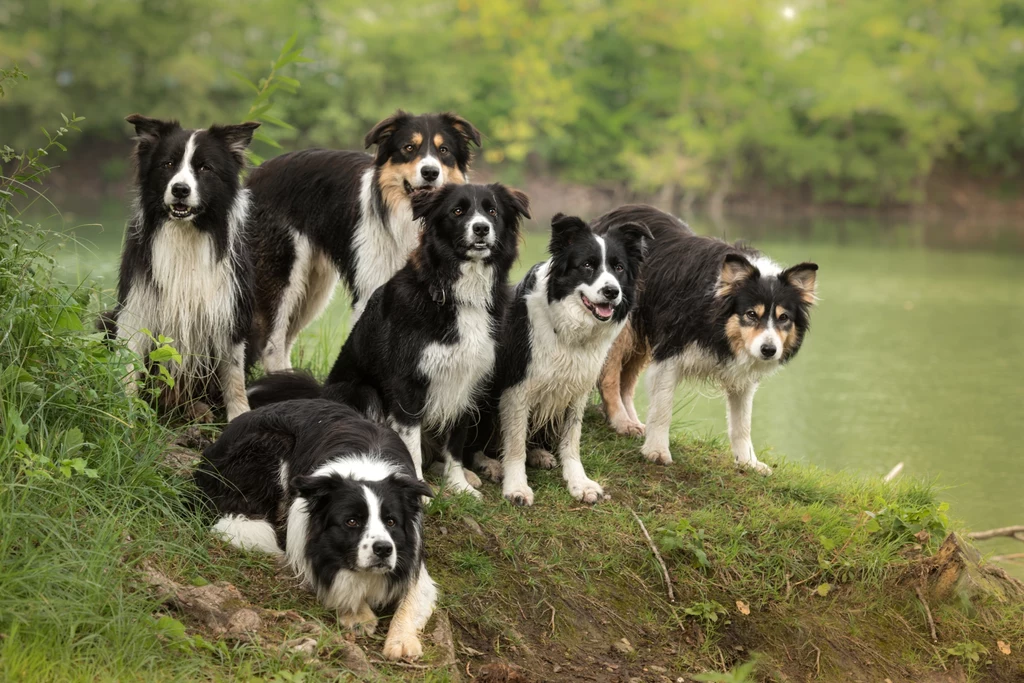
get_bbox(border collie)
[245,111,481,372]
[193,399,436,660]
[467,214,651,506]
[248,183,529,497]
[593,205,818,475]
[112,114,259,421]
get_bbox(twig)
[966,525,1024,541]
[630,509,674,602]
[915,586,938,642]
[369,659,431,670]
[882,462,904,483]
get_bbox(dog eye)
[404,144,415,153]
[385,517,397,528]
[487,208,497,216]
[777,313,789,322]
[439,145,449,154]
[199,164,211,173]
[453,207,463,216]
[164,161,174,169]
[745,310,758,321]
[583,261,594,270]
[345,518,359,528]
[614,263,624,273]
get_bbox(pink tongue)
[596,303,614,317]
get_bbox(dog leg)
[619,343,650,434]
[726,383,772,475]
[219,341,250,422]
[640,357,679,465]
[339,601,378,637]
[599,326,645,436]
[263,234,313,372]
[382,563,437,661]
[441,426,481,498]
[500,386,534,506]
[472,452,504,483]
[559,398,605,504]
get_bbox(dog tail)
[246,370,323,409]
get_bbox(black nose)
[599,284,620,301]
[472,223,490,237]
[420,166,439,182]
[372,540,393,559]
[760,344,777,359]
[171,183,191,199]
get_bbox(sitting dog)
[192,399,436,660]
[111,114,259,421]
[467,214,651,506]
[593,205,819,475]
[248,183,529,497]
[245,111,481,371]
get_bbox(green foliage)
[692,658,758,683]
[657,517,711,569]
[681,599,729,626]
[944,640,989,666]
[4,2,1024,205]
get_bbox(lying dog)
[193,399,436,660]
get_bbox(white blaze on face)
[464,210,494,257]
[413,154,443,189]
[357,486,396,571]
[575,235,621,319]
[748,317,783,361]
[163,132,200,211]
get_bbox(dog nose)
[599,284,620,301]
[420,166,439,182]
[372,540,393,559]
[171,183,191,199]
[472,223,490,237]
[760,343,777,359]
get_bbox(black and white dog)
[594,205,818,475]
[467,214,651,506]
[193,399,436,660]
[245,111,481,371]
[248,183,530,497]
[112,114,259,421]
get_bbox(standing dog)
[113,114,258,421]
[193,399,436,660]
[248,183,529,497]
[245,111,481,371]
[468,214,651,506]
[594,205,818,475]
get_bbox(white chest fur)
[351,170,422,303]
[120,219,239,380]
[417,260,496,432]
[519,263,624,429]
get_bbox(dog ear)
[291,473,347,502]
[548,213,591,257]
[410,185,453,222]
[364,110,411,149]
[389,474,434,504]
[608,221,653,263]
[209,121,261,165]
[125,114,180,139]
[491,184,531,222]
[716,254,759,298]
[441,112,482,147]
[781,262,819,305]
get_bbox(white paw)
[476,455,504,483]
[527,448,557,469]
[641,443,673,465]
[446,477,482,499]
[609,415,645,437]
[339,610,378,637]
[568,478,605,504]
[739,458,773,476]
[463,468,482,489]
[503,484,535,507]
[382,631,423,661]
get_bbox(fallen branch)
[630,509,674,603]
[966,526,1024,542]
[915,586,938,642]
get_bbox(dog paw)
[339,610,378,637]
[476,456,504,483]
[567,478,605,504]
[610,416,645,437]
[463,468,482,488]
[503,484,535,507]
[739,459,773,476]
[641,444,673,465]
[382,632,423,661]
[527,448,557,469]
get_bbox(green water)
[43,204,1024,570]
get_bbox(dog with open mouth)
[465,213,652,506]
[244,110,481,372]
[109,114,259,422]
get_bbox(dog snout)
[171,182,191,199]
[472,222,490,238]
[371,540,394,560]
[420,165,440,182]
[599,284,620,301]
[760,343,777,359]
